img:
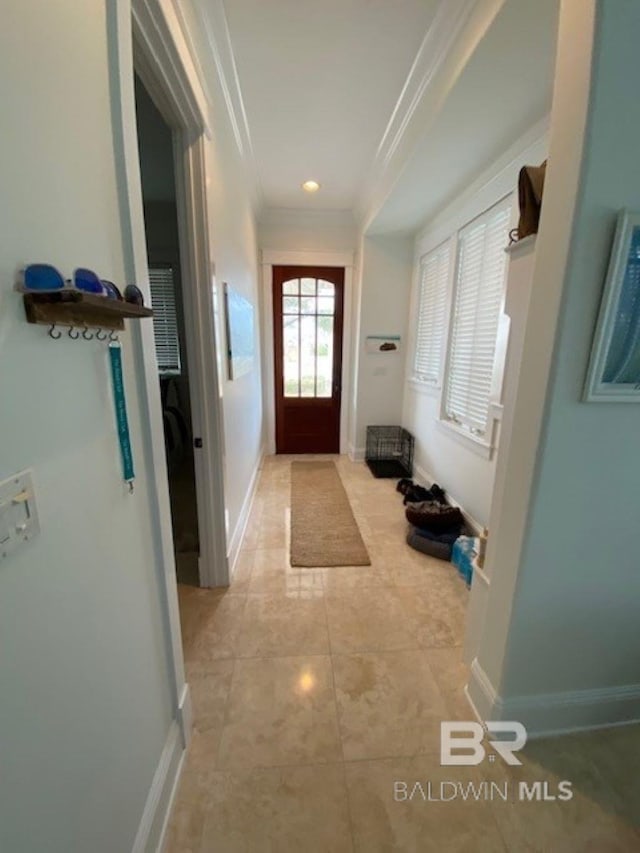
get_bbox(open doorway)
[134,75,200,586]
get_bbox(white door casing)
[108,0,229,744]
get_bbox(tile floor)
[167,455,640,852]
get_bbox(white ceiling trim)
[184,0,265,210]
[357,0,506,230]
[373,0,476,172]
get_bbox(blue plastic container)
[451,536,478,586]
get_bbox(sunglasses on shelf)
[17,264,124,299]
[100,280,123,300]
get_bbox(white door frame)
[261,249,356,455]
[130,1,228,591]
[108,0,228,738]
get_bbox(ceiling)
[195,0,441,210]
[369,0,559,233]
[190,0,559,233]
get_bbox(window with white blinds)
[413,242,450,385]
[443,198,511,437]
[149,265,181,374]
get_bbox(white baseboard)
[176,681,193,748]
[466,658,500,725]
[413,463,433,488]
[467,657,640,738]
[414,463,482,535]
[132,721,186,853]
[227,448,264,574]
[348,444,365,462]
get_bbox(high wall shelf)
[23,291,153,332]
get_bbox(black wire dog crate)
[365,426,414,479]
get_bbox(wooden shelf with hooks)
[23,291,153,332]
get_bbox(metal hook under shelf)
[95,328,108,341]
[48,323,62,340]
[82,325,94,341]
[68,326,80,340]
[109,330,119,343]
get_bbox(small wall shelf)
[23,291,153,332]
[504,233,537,257]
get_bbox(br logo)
[440,721,527,766]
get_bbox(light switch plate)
[0,470,40,561]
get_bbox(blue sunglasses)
[101,280,123,300]
[18,264,108,296]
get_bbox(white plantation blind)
[413,242,450,384]
[149,265,181,374]
[444,199,511,436]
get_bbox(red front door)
[273,265,344,453]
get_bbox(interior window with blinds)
[149,265,181,374]
[443,198,511,438]
[413,242,450,385]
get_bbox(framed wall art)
[584,210,640,402]
[223,283,255,380]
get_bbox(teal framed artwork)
[584,210,640,402]
[223,283,255,380]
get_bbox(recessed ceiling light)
[302,180,320,193]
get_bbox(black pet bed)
[406,524,459,561]
[366,459,411,479]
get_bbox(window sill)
[407,377,441,396]
[436,418,494,459]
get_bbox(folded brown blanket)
[405,501,464,532]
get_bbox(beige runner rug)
[290,461,371,567]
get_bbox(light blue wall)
[502,0,640,696]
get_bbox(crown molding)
[373,0,476,172]
[357,0,505,230]
[178,0,265,212]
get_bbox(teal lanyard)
[109,342,135,490]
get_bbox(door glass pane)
[318,280,334,297]
[283,315,300,397]
[316,315,333,397]
[300,295,317,314]
[300,315,316,397]
[317,296,334,315]
[280,280,337,400]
